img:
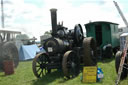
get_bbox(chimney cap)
[50,8,57,12]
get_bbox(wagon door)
[95,24,102,47]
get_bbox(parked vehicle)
[85,21,120,58]
[32,9,97,78]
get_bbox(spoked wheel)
[62,50,80,79]
[32,53,51,78]
[83,37,97,66]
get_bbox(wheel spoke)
[37,61,41,64]
[42,70,44,76]
[32,53,50,78]
[37,67,41,72]
[36,65,40,67]
[39,70,43,77]
[45,67,48,74]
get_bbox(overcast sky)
[0,0,128,40]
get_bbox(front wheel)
[32,53,51,78]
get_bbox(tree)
[16,34,29,40]
[44,30,52,35]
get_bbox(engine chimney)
[50,8,57,36]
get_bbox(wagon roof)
[0,28,21,34]
[85,21,119,25]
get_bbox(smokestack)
[50,8,57,36]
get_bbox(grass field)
[0,58,128,85]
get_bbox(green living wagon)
[85,21,120,58]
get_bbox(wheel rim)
[62,51,80,78]
[83,37,97,66]
[32,53,50,78]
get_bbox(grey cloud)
[4,14,12,18]
[3,0,12,4]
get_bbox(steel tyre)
[32,53,51,78]
[83,37,97,66]
[62,50,80,79]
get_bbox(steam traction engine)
[32,9,97,78]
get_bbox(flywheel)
[74,24,84,44]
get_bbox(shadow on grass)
[81,81,103,85]
[31,70,67,85]
[94,81,103,85]
[97,56,115,63]
[0,73,15,77]
[19,59,33,62]
[0,71,15,77]
[0,74,5,77]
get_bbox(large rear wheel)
[83,37,97,66]
[62,50,80,79]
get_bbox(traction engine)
[32,8,97,78]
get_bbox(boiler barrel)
[44,38,70,55]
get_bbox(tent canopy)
[19,44,40,60]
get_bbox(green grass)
[0,59,128,85]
